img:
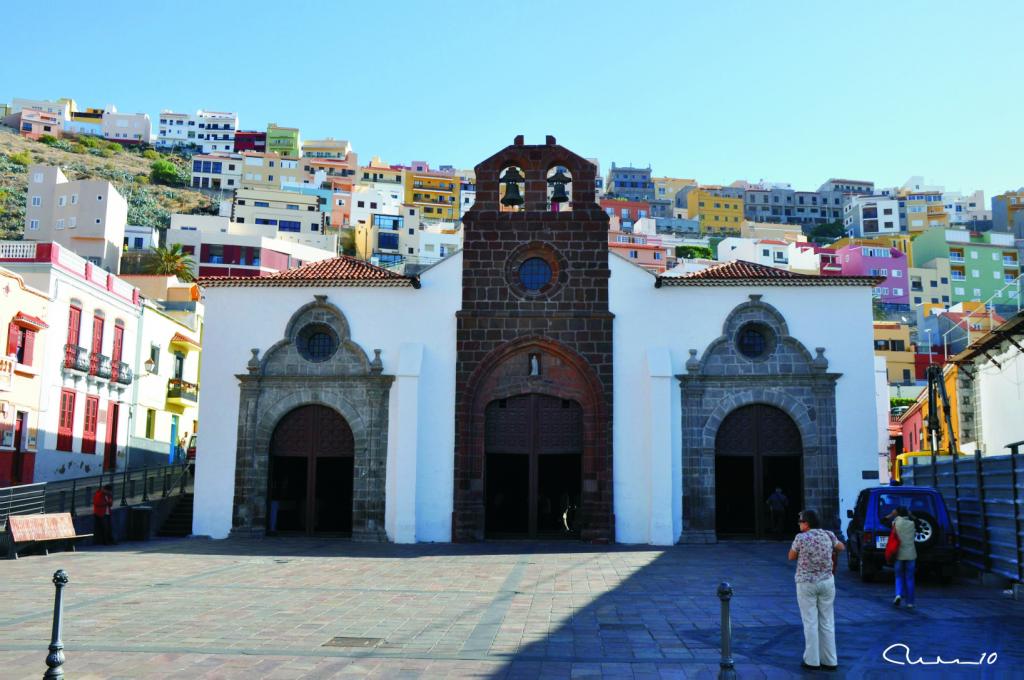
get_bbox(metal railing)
[166,378,199,403]
[0,482,46,529]
[36,462,191,517]
[63,345,89,372]
[89,353,112,380]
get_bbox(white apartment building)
[196,110,238,153]
[944,190,990,225]
[0,241,142,482]
[10,98,71,120]
[190,152,244,191]
[167,214,337,279]
[23,165,128,272]
[101,107,151,145]
[227,187,333,251]
[716,237,790,268]
[843,196,902,237]
[124,225,161,253]
[157,111,197,149]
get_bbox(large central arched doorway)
[715,404,803,538]
[268,405,354,535]
[484,394,583,538]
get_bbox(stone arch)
[261,295,371,377]
[231,294,393,541]
[454,335,610,542]
[678,294,841,543]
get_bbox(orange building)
[609,231,667,273]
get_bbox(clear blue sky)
[3,1,1022,198]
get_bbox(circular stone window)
[736,323,775,359]
[297,324,339,363]
[518,257,553,291]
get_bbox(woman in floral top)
[788,509,845,671]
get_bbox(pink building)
[5,110,63,140]
[608,231,667,273]
[836,244,909,305]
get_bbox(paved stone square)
[1,537,1021,678]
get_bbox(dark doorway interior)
[716,456,755,535]
[270,457,307,532]
[315,457,353,533]
[714,404,803,538]
[484,394,582,539]
[268,405,354,536]
[485,454,529,535]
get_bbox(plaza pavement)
[0,537,1021,679]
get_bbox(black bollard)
[717,582,736,680]
[43,570,69,679]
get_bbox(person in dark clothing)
[766,487,789,537]
[92,484,115,545]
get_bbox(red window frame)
[67,306,82,347]
[91,315,104,355]
[6,323,35,366]
[57,389,76,452]
[82,396,100,454]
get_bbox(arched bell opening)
[546,165,573,213]
[499,165,526,213]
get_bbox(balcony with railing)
[1004,256,1019,267]
[89,352,112,380]
[111,361,134,386]
[949,252,965,263]
[167,378,199,406]
[63,344,89,373]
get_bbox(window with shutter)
[6,322,19,358]
[67,306,82,347]
[82,396,99,454]
[57,389,76,452]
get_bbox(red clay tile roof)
[656,260,882,287]
[169,332,201,348]
[198,256,418,288]
[758,239,788,245]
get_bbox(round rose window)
[518,257,553,291]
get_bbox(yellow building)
[909,258,952,307]
[900,191,949,233]
[652,176,696,203]
[403,170,460,221]
[0,266,50,486]
[873,321,916,385]
[239,152,309,190]
[687,187,744,235]
[121,276,204,467]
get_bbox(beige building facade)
[23,165,128,272]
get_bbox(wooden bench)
[4,513,93,559]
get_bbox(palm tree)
[144,243,196,281]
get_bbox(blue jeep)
[845,486,958,583]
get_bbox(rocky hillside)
[0,126,217,239]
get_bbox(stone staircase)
[156,492,193,537]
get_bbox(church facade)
[193,137,881,545]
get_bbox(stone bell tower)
[453,135,614,543]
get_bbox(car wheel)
[913,512,938,548]
[859,555,876,582]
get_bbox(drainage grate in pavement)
[322,637,383,648]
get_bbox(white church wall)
[610,255,878,544]
[193,253,460,540]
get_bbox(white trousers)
[796,576,837,667]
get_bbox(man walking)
[788,509,844,671]
[92,484,115,545]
